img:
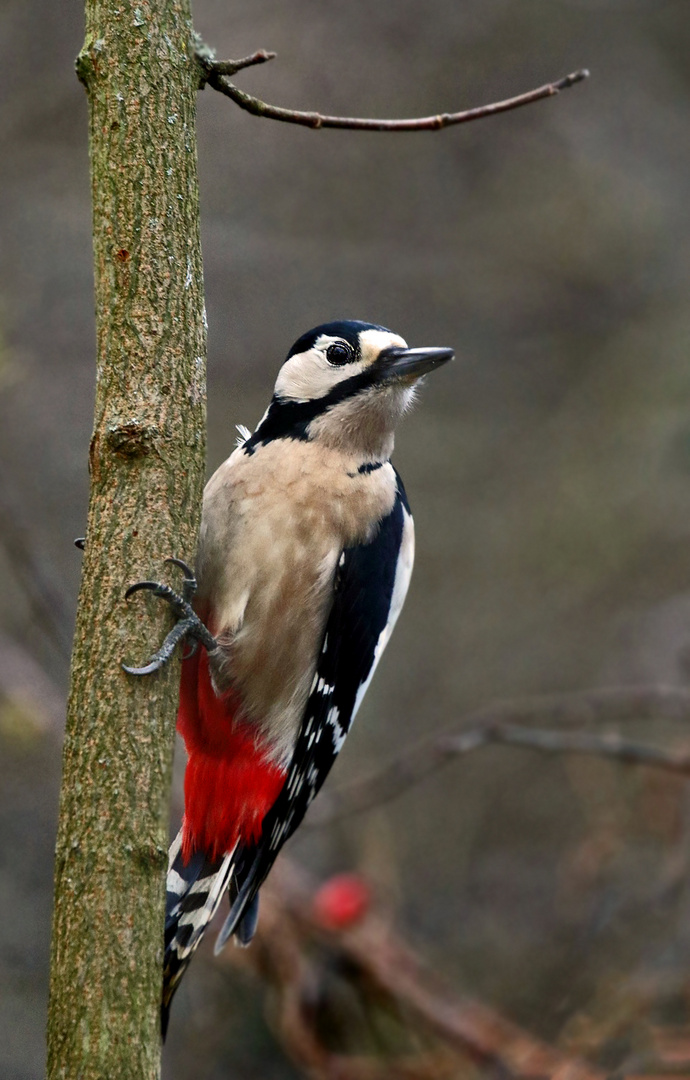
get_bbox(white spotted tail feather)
[162,830,238,1036]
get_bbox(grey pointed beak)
[377,345,454,382]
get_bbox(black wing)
[215,473,413,947]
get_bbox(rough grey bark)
[47,2,207,1077]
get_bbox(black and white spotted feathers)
[163,475,414,1026]
[212,473,413,950]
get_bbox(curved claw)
[164,557,197,603]
[122,615,197,677]
[122,563,216,676]
[181,639,199,661]
[165,556,195,579]
[122,659,167,677]
[125,580,167,600]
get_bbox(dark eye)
[326,342,353,366]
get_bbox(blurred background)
[2,0,690,1076]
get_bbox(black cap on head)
[286,320,392,361]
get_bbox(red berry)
[313,873,371,929]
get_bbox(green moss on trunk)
[47,3,207,1077]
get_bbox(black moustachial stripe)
[243,366,382,453]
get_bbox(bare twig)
[198,48,276,84]
[310,686,690,825]
[200,53,589,131]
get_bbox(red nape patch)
[177,630,286,863]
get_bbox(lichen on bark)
[47,2,207,1077]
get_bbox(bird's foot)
[122,557,218,676]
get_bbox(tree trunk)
[47,2,206,1077]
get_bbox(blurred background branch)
[227,859,608,1080]
[313,686,690,824]
[0,485,72,662]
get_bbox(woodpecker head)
[246,321,453,460]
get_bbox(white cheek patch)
[273,331,408,403]
[274,347,367,402]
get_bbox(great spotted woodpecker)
[124,320,453,1032]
